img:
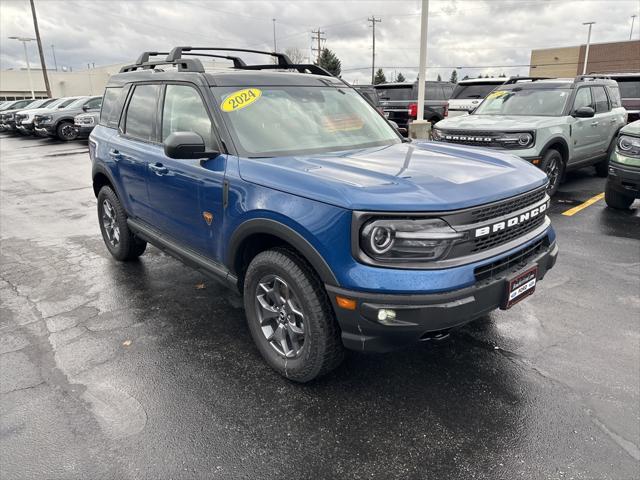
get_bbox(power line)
[311,28,326,64]
[368,16,382,84]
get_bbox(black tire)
[243,248,344,383]
[538,149,565,197]
[56,121,78,141]
[97,186,147,261]
[605,183,634,210]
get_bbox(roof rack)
[121,47,336,78]
[575,74,611,82]
[503,76,552,84]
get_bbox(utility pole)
[50,44,58,71]
[29,0,51,97]
[311,28,326,64]
[416,0,429,122]
[582,22,595,75]
[368,16,381,84]
[631,15,637,40]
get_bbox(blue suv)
[90,48,558,382]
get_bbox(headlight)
[617,134,640,157]
[360,218,464,263]
[40,115,52,123]
[495,132,534,149]
[431,128,443,141]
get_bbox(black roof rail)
[120,58,205,73]
[503,76,552,84]
[121,46,340,80]
[167,47,293,68]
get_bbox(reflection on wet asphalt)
[1,134,639,479]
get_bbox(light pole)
[51,44,58,71]
[8,36,36,98]
[582,22,595,75]
[631,15,637,40]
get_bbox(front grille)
[471,187,547,223]
[474,238,548,282]
[472,215,545,253]
[15,114,26,123]
[440,130,502,148]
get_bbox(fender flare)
[539,137,570,162]
[92,164,127,207]
[226,218,339,286]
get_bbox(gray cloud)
[1,0,638,85]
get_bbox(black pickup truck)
[374,81,455,134]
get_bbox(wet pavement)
[0,133,638,480]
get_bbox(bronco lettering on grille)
[474,202,548,238]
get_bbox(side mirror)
[574,106,595,118]
[388,120,400,129]
[164,131,217,159]
[82,104,89,112]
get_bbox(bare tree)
[284,47,306,64]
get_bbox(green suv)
[605,120,640,209]
[432,76,627,195]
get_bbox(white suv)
[447,77,507,117]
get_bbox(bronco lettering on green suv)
[433,76,627,196]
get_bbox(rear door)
[145,83,225,257]
[590,85,614,155]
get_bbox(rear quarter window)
[606,85,622,108]
[376,86,414,101]
[100,86,130,128]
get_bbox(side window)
[606,86,622,108]
[161,84,215,149]
[591,86,609,113]
[572,87,592,111]
[85,97,102,110]
[124,84,160,141]
[425,85,444,100]
[100,87,126,127]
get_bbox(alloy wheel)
[255,274,305,358]
[544,157,560,192]
[101,199,120,247]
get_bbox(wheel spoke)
[257,295,279,322]
[274,277,290,303]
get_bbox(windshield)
[474,88,569,116]
[63,97,88,109]
[212,86,400,157]
[451,83,503,99]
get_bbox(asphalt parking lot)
[1,133,638,480]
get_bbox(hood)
[620,119,640,136]
[237,142,547,212]
[17,106,61,116]
[436,114,564,131]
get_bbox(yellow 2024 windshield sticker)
[488,90,508,99]
[221,88,262,112]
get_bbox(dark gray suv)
[34,96,102,141]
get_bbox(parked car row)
[0,95,102,140]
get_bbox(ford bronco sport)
[605,120,640,209]
[432,76,627,195]
[90,48,558,382]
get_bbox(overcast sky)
[1,0,638,84]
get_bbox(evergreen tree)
[316,48,341,77]
[436,74,442,81]
[396,72,406,82]
[449,70,458,83]
[373,68,386,85]
[462,75,470,80]
[499,72,507,77]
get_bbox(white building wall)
[0,64,126,99]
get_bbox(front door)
[145,83,225,258]
[569,86,600,164]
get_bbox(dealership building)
[529,39,640,77]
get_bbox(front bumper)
[607,161,640,197]
[17,123,35,134]
[34,125,54,136]
[74,125,95,137]
[327,238,558,353]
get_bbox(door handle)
[148,163,168,175]
[108,149,123,160]
[590,121,599,127]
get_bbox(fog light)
[377,308,397,324]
